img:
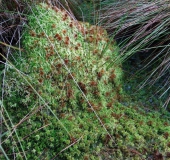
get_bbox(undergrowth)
[0,2,170,160]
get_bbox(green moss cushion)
[1,3,170,160]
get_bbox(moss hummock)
[1,3,170,160]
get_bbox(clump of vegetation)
[97,0,170,108]
[1,3,170,160]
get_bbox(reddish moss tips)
[50,51,54,56]
[62,30,67,34]
[92,90,100,97]
[70,135,76,144]
[60,113,66,118]
[87,102,101,112]
[84,155,89,160]
[52,6,59,13]
[38,78,43,83]
[54,33,62,41]
[164,122,169,126]
[62,14,68,21]
[62,17,67,21]
[97,69,105,80]
[64,36,70,45]
[52,24,56,28]
[75,43,81,50]
[77,43,81,47]
[85,30,88,35]
[104,134,111,145]
[78,82,87,94]
[69,22,73,28]
[64,59,69,65]
[46,74,51,79]
[107,102,113,109]
[89,81,97,87]
[111,113,122,119]
[68,72,75,80]
[74,56,81,61]
[105,92,110,97]
[39,70,44,76]
[97,72,102,80]
[74,34,78,39]
[164,132,169,139]
[54,33,59,38]
[29,30,36,37]
[93,49,99,55]
[67,89,73,99]
[75,46,79,50]
[40,32,45,37]
[86,36,94,43]
[56,63,62,69]
[167,142,170,147]
[46,53,50,59]
[109,73,116,81]
[87,108,93,112]
[38,91,42,95]
[64,41,69,45]
[104,80,108,85]
[105,56,110,61]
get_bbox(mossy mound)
[1,3,170,160]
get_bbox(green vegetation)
[97,0,170,108]
[0,2,170,160]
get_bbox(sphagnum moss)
[1,3,170,160]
